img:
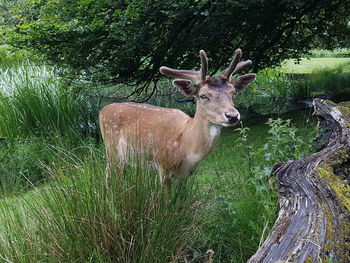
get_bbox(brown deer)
[99,49,256,188]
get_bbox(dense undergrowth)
[0,48,343,262]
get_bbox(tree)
[2,0,350,100]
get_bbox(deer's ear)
[172,79,197,97]
[231,73,256,91]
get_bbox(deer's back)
[99,102,192,171]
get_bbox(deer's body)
[99,49,256,188]
[99,102,221,183]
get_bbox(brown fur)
[99,101,222,186]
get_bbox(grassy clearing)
[282,57,350,74]
[308,48,350,58]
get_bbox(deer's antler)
[222,48,252,79]
[159,50,208,83]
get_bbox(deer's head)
[160,49,256,127]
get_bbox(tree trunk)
[248,99,350,263]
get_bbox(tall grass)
[0,139,52,197]
[0,114,318,262]
[0,62,97,140]
[236,62,350,115]
[294,62,350,100]
[0,149,202,263]
[0,61,99,198]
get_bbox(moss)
[322,199,336,257]
[324,100,338,106]
[317,164,350,262]
[314,101,350,261]
[316,165,350,211]
[329,150,349,167]
[338,106,350,118]
[305,255,314,263]
[335,101,350,125]
[338,101,350,109]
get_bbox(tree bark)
[248,99,350,263]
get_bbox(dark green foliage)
[2,0,349,99]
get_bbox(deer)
[99,48,256,189]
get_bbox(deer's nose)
[225,113,240,123]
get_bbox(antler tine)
[199,50,208,82]
[160,50,209,82]
[222,48,242,79]
[232,60,252,75]
[159,67,198,81]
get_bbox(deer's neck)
[184,110,222,157]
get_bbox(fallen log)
[248,99,350,263]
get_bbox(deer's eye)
[199,95,209,100]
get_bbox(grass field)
[282,57,350,73]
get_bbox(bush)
[0,44,41,67]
